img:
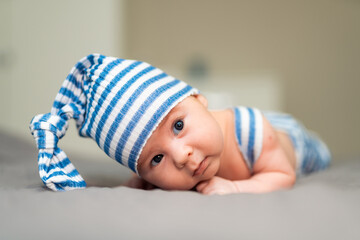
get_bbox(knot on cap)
[29,111,86,191]
[30,113,68,149]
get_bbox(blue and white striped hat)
[30,53,199,191]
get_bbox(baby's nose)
[173,145,193,169]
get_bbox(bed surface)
[1,131,359,240]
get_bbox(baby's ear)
[194,94,208,108]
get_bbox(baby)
[30,54,331,194]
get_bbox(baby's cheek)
[207,126,224,151]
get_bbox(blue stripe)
[102,72,168,156]
[114,79,182,164]
[34,114,51,148]
[86,54,96,66]
[45,178,86,191]
[59,85,77,100]
[247,108,255,165]
[32,121,55,133]
[93,61,144,142]
[82,58,124,135]
[44,168,82,181]
[37,135,58,149]
[32,120,61,134]
[41,113,51,122]
[127,85,193,172]
[57,86,85,107]
[234,107,242,146]
[36,132,49,149]
[53,101,64,110]
[68,102,82,120]
[67,74,81,90]
[38,151,53,159]
[38,156,72,173]
[57,180,86,189]
[55,116,67,131]
[74,61,86,72]
[94,62,152,146]
[32,114,62,148]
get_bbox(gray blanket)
[1,131,359,240]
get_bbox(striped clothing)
[233,107,331,175]
[233,107,263,172]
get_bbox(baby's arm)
[197,116,296,195]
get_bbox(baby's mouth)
[193,157,209,177]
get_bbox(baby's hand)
[196,176,238,195]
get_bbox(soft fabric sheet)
[0,131,359,240]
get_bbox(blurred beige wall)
[126,0,360,160]
[0,0,359,161]
[0,0,126,159]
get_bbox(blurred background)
[0,0,359,163]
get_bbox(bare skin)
[197,108,297,194]
[125,95,296,195]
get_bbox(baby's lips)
[193,157,208,176]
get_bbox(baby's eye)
[151,154,163,166]
[173,120,184,135]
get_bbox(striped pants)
[263,111,331,175]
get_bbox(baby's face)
[137,95,224,190]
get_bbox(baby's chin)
[143,158,220,191]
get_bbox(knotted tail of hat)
[29,54,104,191]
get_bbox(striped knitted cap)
[29,53,199,191]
